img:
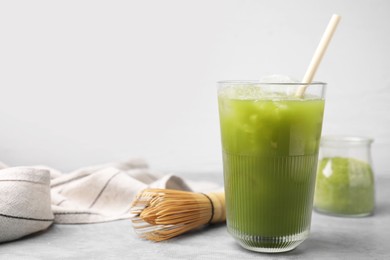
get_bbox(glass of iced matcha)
[218,81,326,253]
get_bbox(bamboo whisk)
[130,189,225,241]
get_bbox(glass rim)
[321,135,374,146]
[217,80,327,86]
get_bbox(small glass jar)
[314,136,375,217]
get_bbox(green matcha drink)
[218,82,325,253]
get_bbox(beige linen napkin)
[0,167,53,243]
[0,159,218,243]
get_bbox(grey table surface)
[0,174,389,260]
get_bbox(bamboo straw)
[295,14,341,97]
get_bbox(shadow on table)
[291,235,350,255]
[372,201,390,216]
[223,228,367,258]
[0,224,56,246]
[227,236,356,258]
[174,221,227,240]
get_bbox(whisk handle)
[206,192,226,223]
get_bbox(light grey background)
[0,0,389,175]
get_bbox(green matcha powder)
[314,157,375,216]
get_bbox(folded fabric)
[0,159,219,243]
[0,167,53,243]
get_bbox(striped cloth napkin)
[0,159,218,243]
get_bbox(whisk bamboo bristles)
[130,189,225,241]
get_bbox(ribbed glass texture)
[217,81,326,253]
[223,152,318,253]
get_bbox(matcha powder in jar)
[314,136,375,217]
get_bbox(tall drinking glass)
[217,81,326,253]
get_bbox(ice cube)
[259,74,299,98]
